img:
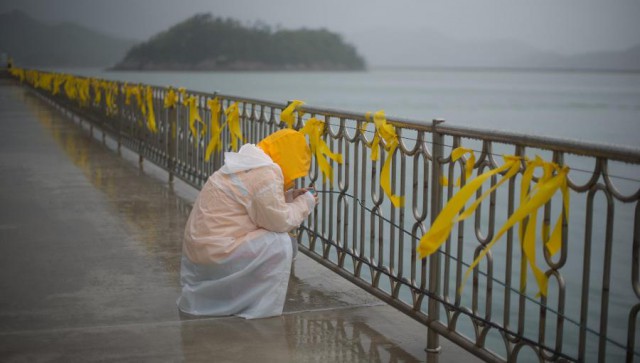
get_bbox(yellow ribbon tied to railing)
[281,100,304,129]
[205,97,223,161]
[463,161,569,297]
[417,147,570,297]
[52,74,65,95]
[183,95,206,141]
[299,117,343,185]
[77,78,91,107]
[124,83,134,105]
[124,84,145,115]
[225,102,243,152]
[37,73,53,93]
[163,88,178,109]
[9,68,25,83]
[417,151,521,259]
[103,81,118,116]
[91,79,102,105]
[364,110,404,208]
[144,86,157,133]
[136,86,146,117]
[514,157,570,296]
[441,147,476,187]
[64,75,77,101]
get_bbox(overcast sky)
[2,0,639,54]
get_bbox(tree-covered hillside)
[0,10,137,68]
[113,13,366,71]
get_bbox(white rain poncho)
[177,132,315,319]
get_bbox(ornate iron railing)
[23,72,640,362]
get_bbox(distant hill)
[346,27,640,72]
[113,13,366,71]
[0,10,137,68]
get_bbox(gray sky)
[2,0,639,54]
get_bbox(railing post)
[137,84,145,168]
[116,82,124,154]
[426,118,445,362]
[167,101,177,183]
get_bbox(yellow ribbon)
[452,147,475,184]
[145,86,157,133]
[64,75,78,101]
[136,87,146,117]
[38,73,53,92]
[9,68,25,82]
[421,147,570,297]
[299,117,343,185]
[515,157,570,296]
[518,156,546,287]
[417,153,521,259]
[205,97,223,161]
[163,88,178,109]
[225,102,243,151]
[76,78,91,107]
[91,79,102,104]
[468,165,568,297]
[441,148,475,187]
[183,95,205,141]
[281,100,304,129]
[124,83,134,105]
[52,74,65,95]
[367,110,404,208]
[103,82,118,116]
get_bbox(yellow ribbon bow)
[281,100,304,129]
[183,95,206,141]
[441,147,475,187]
[299,117,343,185]
[205,97,223,161]
[225,102,243,151]
[367,110,405,208]
[164,88,178,109]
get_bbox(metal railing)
[22,72,640,362]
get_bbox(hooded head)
[257,129,311,189]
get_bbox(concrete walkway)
[0,78,480,362]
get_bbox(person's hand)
[306,187,319,206]
[291,188,308,199]
[295,187,319,206]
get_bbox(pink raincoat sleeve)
[248,169,315,233]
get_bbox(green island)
[113,13,366,71]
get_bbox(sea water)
[59,67,640,148]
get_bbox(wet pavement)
[0,78,480,362]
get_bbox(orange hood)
[257,129,311,189]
